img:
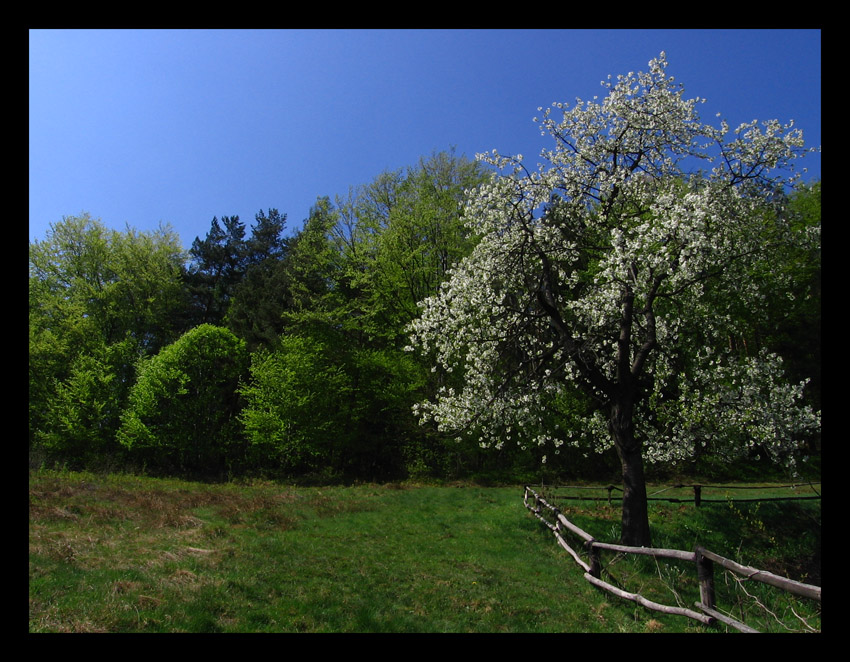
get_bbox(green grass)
[29,470,819,633]
[538,482,821,633]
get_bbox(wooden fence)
[523,485,821,633]
[546,481,821,507]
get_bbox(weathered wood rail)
[549,482,821,507]
[523,485,821,633]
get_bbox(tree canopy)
[29,215,188,466]
[28,78,819,512]
[406,53,820,544]
[117,324,249,476]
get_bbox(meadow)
[29,470,820,633]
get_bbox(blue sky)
[29,29,821,250]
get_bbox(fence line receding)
[523,485,821,633]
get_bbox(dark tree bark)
[610,280,654,548]
[609,395,652,547]
[537,257,655,547]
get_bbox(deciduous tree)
[29,215,187,464]
[117,324,248,476]
[407,53,820,545]
[238,334,352,476]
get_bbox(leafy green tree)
[407,54,820,545]
[290,197,351,306]
[331,149,490,344]
[231,153,487,480]
[340,344,429,479]
[239,328,427,480]
[760,181,821,409]
[29,266,99,450]
[277,153,489,478]
[29,215,187,464]
[254,200,394,477]
[36,341,133,467]
[239,334,351,476]
[118,324,249,476]
[243,208,289,267]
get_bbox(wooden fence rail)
[523,485,821,633]
[549,482,821,507]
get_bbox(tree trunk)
[609,397,652,547]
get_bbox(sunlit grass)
[536,482,821,633]
[29,471,818,633]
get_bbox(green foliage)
[29,214,187,351]
[240,329,428,480]
[37,340,134,467]
[278,197,346,324]
[239,334,351,475]
[118,324,249,476]
[758,181,821,410]
[29,214,188,464]
[331,148,489,343]
[337,344,428,478]
[186,209,289,340]
[184,215,249,326]
[224,209,291,350]
[241,150,491,480]
[28,148,819,485]
[105,225,191,349]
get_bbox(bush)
[118,325,248,477]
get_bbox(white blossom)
[407,53,819,473]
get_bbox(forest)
[28,143,821,486]
[29,150,509,481]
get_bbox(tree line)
[30,150,518,480]
[29,147,820,486]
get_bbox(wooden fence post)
[693,485,702,508]
[694,546,715,610]
[584,539,601,579]
[606,485,613,505]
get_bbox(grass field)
[29,470,820,633]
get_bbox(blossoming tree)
[406,53,820,546]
